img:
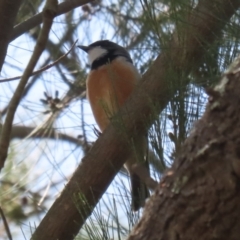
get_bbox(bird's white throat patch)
[88,46,107,64]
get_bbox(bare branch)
[9,125,84,147]
[0,0,58,171]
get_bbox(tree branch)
[31,0,240,239]
[0,0,58,171]
[10,0,94,42]
[9,125,83,147]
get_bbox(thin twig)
[0,40,78,83]
[0,0,58,171]
[0,206,12,240]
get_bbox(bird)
[78,40,149,211]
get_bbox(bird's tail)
[125,136,149,211]
[130,172,149,211]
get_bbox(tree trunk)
[128,59,240,240]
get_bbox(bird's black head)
[78,40,132,70]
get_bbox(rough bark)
[32,0,240,239]
[128,57,240,240]
[0,0,23,72]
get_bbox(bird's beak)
[78,45,90,52]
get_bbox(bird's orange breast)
[87,59,140,131]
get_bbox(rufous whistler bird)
[78,40,149,211]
